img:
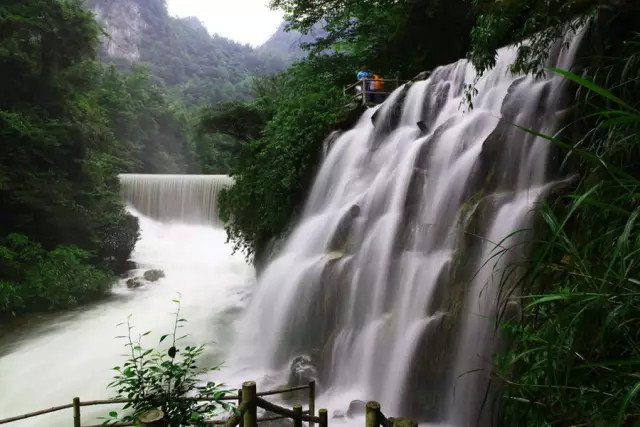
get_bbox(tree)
[0,0,139,316]
[271,0,474,77]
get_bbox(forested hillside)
[259,21,325,60]
[88,0,289,106]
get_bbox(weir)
[118,174,233,225]
[232,29,586,425]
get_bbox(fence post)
[238,388,244,427]
[293,404,303,427]
[362,79,368,106]
[365,401,380,427]
[319,408,328,427]
[308,380,316,427]
[73,397,81,427]
[242,381,257,427]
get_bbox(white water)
[231,31,585,426]
[119,174,234,225]
[0,207,254,425]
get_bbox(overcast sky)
[166,0,284,46]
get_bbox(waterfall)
[119,174,233,225]
[231,30,585,426]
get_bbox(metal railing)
[343,78,410,106]
[0,381,323,427]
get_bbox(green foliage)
[467,0,640,78]
[94,63,197,173]
[88,0,289,107]
[494,42,640,426]
[0,0,152,318]
[272,0,473,78]
[0,234,113,314]
[216,55,351,258]
[107,301,231,426]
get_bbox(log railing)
[0,381,416,427]
[0,381,322,427]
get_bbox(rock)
[287,355,317,387]
[332,410,346,419]
[126,277,144,288]
[346,400,366,418]
[143,269,165,282]
[413,70,432,81]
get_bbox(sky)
[167,0,284,47]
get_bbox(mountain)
[87,0,289,106]
[260,22,327,60]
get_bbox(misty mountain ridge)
[87,0,298,106]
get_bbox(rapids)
[0,200,254,425]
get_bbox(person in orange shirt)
[371,73,384,103]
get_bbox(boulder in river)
[126,277,144,289]
[346,400,366,418]
[143,269,165,282]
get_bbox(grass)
[492,35,640,427]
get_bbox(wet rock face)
[288,355,318,387]
[347,400,367,417]
[143,269,165,282]
[89,0,147,61]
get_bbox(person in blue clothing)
[356,66,373,103]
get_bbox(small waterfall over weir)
[232,31,584,426]
[119,174,233,225]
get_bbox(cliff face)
[89,0,148,61]
[86,0,289,105]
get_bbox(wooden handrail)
[0,383,313,426]
[0,403,74,424]
[255,396,321,423]
[256,384,310,397]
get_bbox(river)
[0,208,255,426]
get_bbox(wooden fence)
[0,380,416,427]
[0,381,323,427]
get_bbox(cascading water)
[232,30,585,425]
[119,174,234,225]
[0,175,253,426]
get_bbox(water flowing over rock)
[232,30,585,425]
[143,269,165,282]
[119,174,233,225]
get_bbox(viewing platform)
[344,77,409,106]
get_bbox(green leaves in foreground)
[105,299,232,426]
[495,60,640,426]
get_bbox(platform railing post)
[362,79,368,106]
